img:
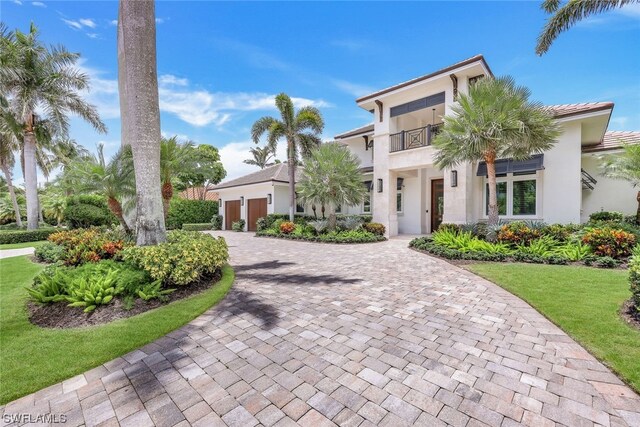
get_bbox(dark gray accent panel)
[390,92,446,118]
[476,154,544,176]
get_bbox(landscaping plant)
[582,228,636,259]
[232,220,245,232]
[629,245,640,314]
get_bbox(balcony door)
[431,179,444,232]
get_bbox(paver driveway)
[3,231,640,427]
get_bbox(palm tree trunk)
[326,204,337,231]
[118,0,166,245]
[485,155,499,226]
[23,130,39,230]
[0,162,22,227]
[287,138,295,221]
[107,196,131,233]
[636,190,640,225]
[161,181,173,220]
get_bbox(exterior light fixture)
[451,170,458,187]
[377,178,383,193]
[267,193,272,204]
[240,196,244,206]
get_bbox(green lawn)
[0,241,47,250]
[0,256,234,404]
[467,263,640,392]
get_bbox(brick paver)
[2,231,639,426]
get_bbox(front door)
[247,198,268,231]
[225,200,241,230]
[431,179,444,232]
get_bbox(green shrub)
[0,228,57,244]
[262,214,308,229]
[255,217,268,232]
[122,231,229,286]
[182,223,212,231]
[543,254,570,265]
[438,223,462,233]
[337,217,363,231]
[34,242,65,263]
[363,222,385,236]
[0,222,23,230]
[460,222,488,239]
[554,241,592,261]
[589,211,624,222]
[64,195,116,229]
[594,256,619,269]
[516,236,561,257]
[232,220,245,232]
[65,269,122,312]
[166,199,219,230]
[629,246,640,313]
[137,280,175,302]
[256,228,385,243]
[582,228,636,258]
[26,268,70,303]
[512,252,545,264]
[211,215,223,230]
[308,219,328,234]
[497,221,542,246]
[542,223,582,241]
[48,228,131,266]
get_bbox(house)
[215,54,639,236]
[178,186,219,201]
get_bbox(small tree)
[601,144,640,224]
[433,76,560,226]
[297,142,367,230]
[243,145,277,169]
[175,144,226,200]
[160,136,194,219]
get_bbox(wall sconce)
[240,196,244,206]
[267,194,272,204]
[451,170,458,187]
[377,178,383,193]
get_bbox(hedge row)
[630,249,640,314]
[256,230,385,244]
[167,199,218,230]
[0,228,57,245]
[182,223,213,231]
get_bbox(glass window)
[486,182,507,215]
[396,191,403,213]
[363,193,371,213]
[335,204,342,213]
[513,180,536,215]
[296,203,305,213]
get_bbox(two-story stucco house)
[215,55,639,235]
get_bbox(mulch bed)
[621,299,640,331]
[28,270,221,329]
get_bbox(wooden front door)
[225,200,241,230]
[431,179,444,233]
[247,198,268,231]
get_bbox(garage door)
[247,198,268,231]
[225,200,241,230]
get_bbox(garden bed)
[256,231,386,244]
[28,270,221,328]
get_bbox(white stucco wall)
[397,175,421,234]
[340,138,374,169]
[217,182,289,230]
[581,153,638,221]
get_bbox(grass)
[0,241,47,250]
[467,263,640,392]
[0,256,234,404]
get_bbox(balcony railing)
[389,123,443,153]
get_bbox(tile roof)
[212,162,301,190]
[582,130,640,153]
[356,54,493,103]
[335,123,374,139]
[178,187,219,201]
[544,102,614,118]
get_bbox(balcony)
[389,123,443,153]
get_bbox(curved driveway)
[2,231,639,426]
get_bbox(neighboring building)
[215,55,639,236]
[178,186,219,201]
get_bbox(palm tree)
[297,142,367,230]
[160,136,194,219]
[118,0,166,245]
[536,0,639,55]
[0,23,106,230]
[601,144,640,223]
[68,144,135,232]
[251,93,324,220]
[433,76,560,226]
[41,192,66,226]
[0,96,22,227]
[243,145,277,169]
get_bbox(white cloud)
[79,18,97,28]
[109,20,118,26]
[158,74,188,86]
[332,79,374,98]
[12,0,22,5]
[156,18,165,24]
[31,1,45,7]
[77,60,120,120]
[86,33,99,39]
[218,140,288,180]
[62,19,83,30]
[618,3,640,18]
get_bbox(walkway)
[0,247,35,259]
[2,231,639,426]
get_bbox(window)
[484,173,539,217]
[296,203,305,213]
[396,191,403,213]
[363,193,371,213]
[335,204,342,213]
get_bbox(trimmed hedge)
[166,199,218,230]
[256,229,385,244]
[182,223,213,231]
[0,228,57,245]
[64,195,117,229]
[630,247,640,313]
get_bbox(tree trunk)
[0,162,22,227]
[107,196,131,233]
[118,0,166,245]
[485,154,499,227]
[287,138,295,221]
[636,191,640,225]
[23,130,39,230]
[161,181,172,220]
[326,204,337,231]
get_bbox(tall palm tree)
[160,136,194,219]
[0,96,23,227]
[0,23,106,230]
[536,0,639,55]
[118,0,166,245]
[433,76,560,226]
[297,142,367,230]
[243,145,277,169]
[251,93,324,220]
[601,144,640,223]
[68,143,135,232]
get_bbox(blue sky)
[3,0,640,181]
